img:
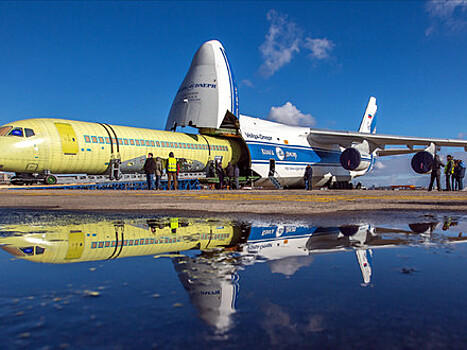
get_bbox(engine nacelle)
[339,225,359,236]
[340,148,371,172]
[411,151,433,174]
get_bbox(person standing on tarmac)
[453,159,466,191]
[225,162,234,189]
[445,155,455,191]
[428,154,444,191]
[234,164,240,190]
[457,159,466,191]
[155,157,163,190]
[143,153,157,190]
[216,160,225,189]
[304,164,313,190]
[167,152,178,190]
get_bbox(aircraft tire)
[44,175,58,185]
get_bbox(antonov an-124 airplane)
[0,40,466,187]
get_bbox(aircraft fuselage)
[0,118,241,177]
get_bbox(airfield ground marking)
[1,191,466,203]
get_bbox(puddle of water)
[1,209,467,349]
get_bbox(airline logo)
[178,82,217,93]
[276,147,285,160]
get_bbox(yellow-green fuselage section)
[0,118,241,174]
[0,218,237,264]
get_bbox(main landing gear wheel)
[330,181,354,190]
[44,175,57,185]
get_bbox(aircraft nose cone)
[191,40,224,67]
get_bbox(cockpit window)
[25,128,35,138]
[8,127,23,137]
[19,246,34,256]
[0,126,12,136]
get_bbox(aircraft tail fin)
[165,40,239,131]
[358,97,378,134]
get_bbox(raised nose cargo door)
[54,122,79,155]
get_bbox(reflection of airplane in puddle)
[0,218,243,263]
[1,216,466,333]
[243,224,375,283]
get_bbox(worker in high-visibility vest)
[444,155,455,191]
[170,217,179,233]
[167,152,178,190]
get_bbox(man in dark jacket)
[225,162,234,189]
[234,164,240,190]
[155,157,163,190]
[304,164,313,190]
[459,160,466,191]
[216,161,225,189]
[454,159,466,191]
[428,154,444,191]
[143,153,157,190]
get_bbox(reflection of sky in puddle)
[1,210,467,348]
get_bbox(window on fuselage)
[25,128,35,138]
[8,127,23,137]
[0,126,13,136]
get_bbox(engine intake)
[340,148,361,170]
[339,225,360,237]
[411,151,433,174]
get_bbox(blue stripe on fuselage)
[248,226,318,242]
[246,141,339,165]
[246,141,371,167]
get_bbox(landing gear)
[10,172,58,186]
[44,174,58,185]
[11,173,38,186]
[109,159,122,180]
[329,181,354,190]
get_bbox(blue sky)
[1,1,466,185]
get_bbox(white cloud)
[267,102,316,126]
[303,38,335,60]
[267,256,314,276]
[259,9,335,77]
[259,10,301,77]
[425,0,467,35]
[240,79,254,88]
[373,161,386,170]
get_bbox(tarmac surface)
[0,188,466,219]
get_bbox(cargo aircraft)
[0,40,466,187]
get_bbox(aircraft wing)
[308,129,467,156]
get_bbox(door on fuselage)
[269,158,275,177]
[54,123,79,155]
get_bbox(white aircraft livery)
[0,39,466,187]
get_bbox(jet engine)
[340,148,371,172]
[339,225,360,236]
[411,151,433,174]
